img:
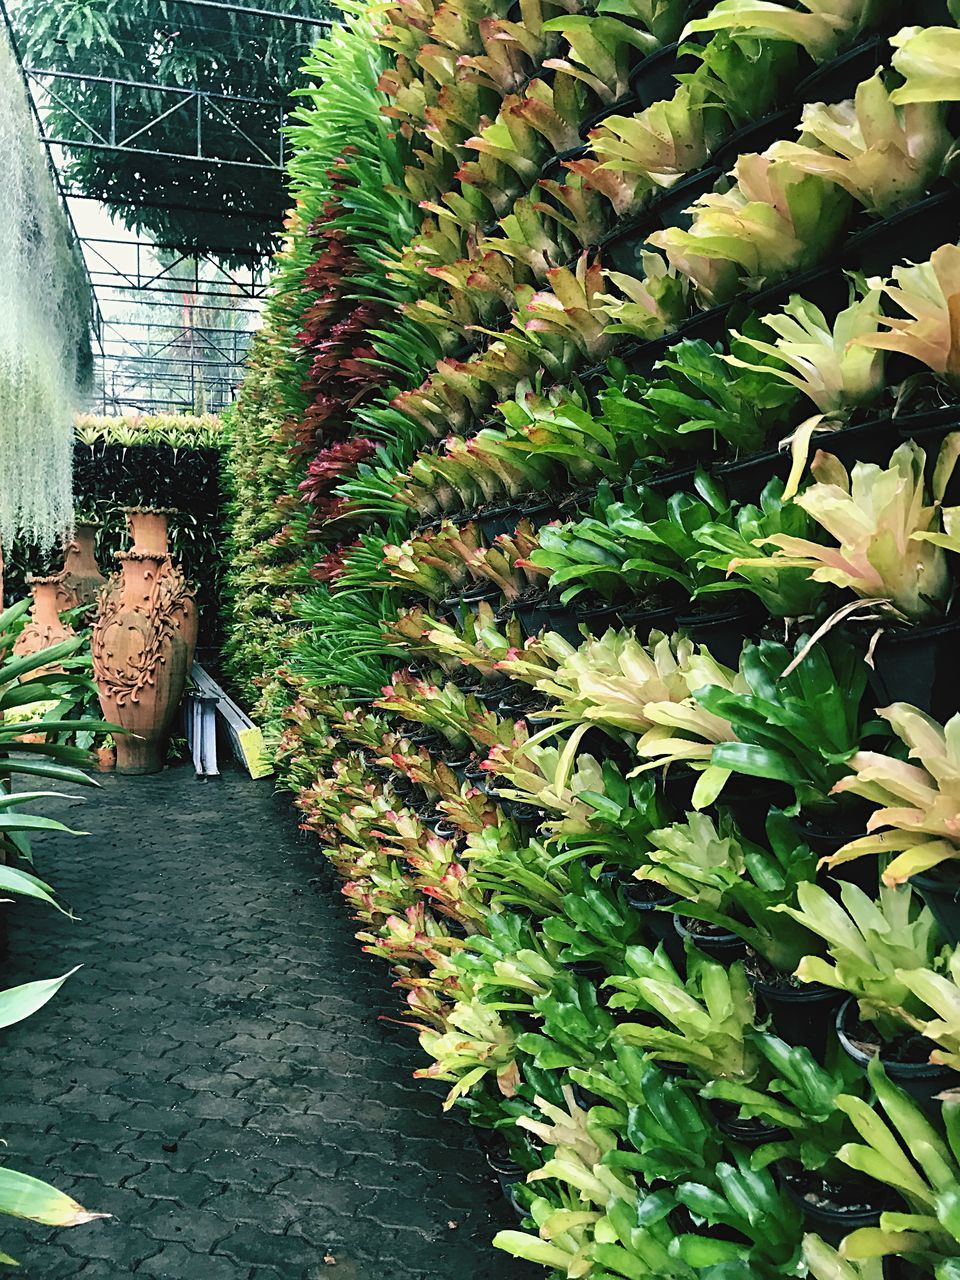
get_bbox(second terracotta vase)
[13,577,76,677]
[56,521,107,611]
[92,510,197,775]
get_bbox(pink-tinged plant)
[590,84,726,193]
[649,154,852,307]
[851,244,960,391]
[768,71,950,217]
[524,256,618,361]
[828,702,960,885]
[733,442,950,622]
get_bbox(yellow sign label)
[237,726,273,779]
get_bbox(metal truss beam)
[165,0,332,26]
[80,238,269,300]
[26,67,287,170]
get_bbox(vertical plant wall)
[225,0,960,1275]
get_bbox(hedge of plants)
[223,1,960,1275]
[6,416,225,649]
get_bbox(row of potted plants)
[221,0,960,1276]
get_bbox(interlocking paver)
[0,765,530,1277]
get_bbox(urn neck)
[118,552,167,594]
[63,523,103,575]
[126,510,170,557]
[31,581,66,629]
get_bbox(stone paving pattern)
[0,765,532,1278]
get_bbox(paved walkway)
[0,765,528,1279]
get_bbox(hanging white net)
[0,28,91,553]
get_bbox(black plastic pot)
[650,165,723,234]
[675,303,730,349]
[794,34,886,106]
[715,412,900,505]
[569,958,607,982]
[623,882,685,967]
[676,604,756,669]
[710,107,798,171]
[538,142,589,182]
[843,188,960,276]
[836,997,959,1114]
[750,972,843,1059]
[515,598,553,639]
[476,504,519,541]
[674,916,747,965]
[780,1166,892,1247]
[643,461,698,497]
[576,599,624,637]
[579,92,641,141]
[791,809,879,902]
[544,601,583,646]
[738,262,850,328]
[722,775,795,844]
[628,40,699,108]
[868,615,960,719]
[485,1150,527,1221]
[708,1101,789,1149]
[461,583,503,611]
[913,867,960,946]
[617,600,679,639]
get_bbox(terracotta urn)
[13,576,76,677]
[123,507,179,557]
[92,550,197,775]
[55,521,107,611]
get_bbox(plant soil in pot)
[913,867,960,946]
[836,997,960,1114]
[746,955,843,1059]
[780,1165,894,1246]
[674,915,747,964]
[867,614,960,720]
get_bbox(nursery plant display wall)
[5,416,226,649]
[224,0,960,1275]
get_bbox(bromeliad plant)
[608,944,761,1082]
[588,83,726,205]
[827,702,960,886]
[776,880,945,1040]
[649,155,852,308]
[635,633,868,810]
[768,70,951,218]
[729,440,955,624]
[724,282,887,426]
[683,0,893,63]
[526,476,728,605]
[693,477,832,618]
[853,244,960,395]
[634,809,821,973]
